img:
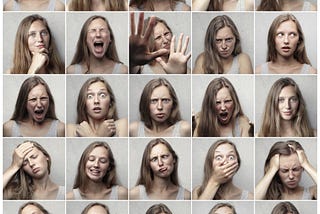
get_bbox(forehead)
[24,147,44,158]
[214,206,233,214]
[216,87,231,98]
[29,20,46,31]
[215,143,236,154]
[89,146,109,157]
[88,18,108,29]
[88,81,108,91]
[151,85,171,97]
[277,20,298,31]
[21,205,43,214]
[279,86,296,97]
[153,22,170,34]
[279,153,300,166]
[87,205,108,214]
[28,84,48,96]
[150,143,170,155]
[216,26,234,38]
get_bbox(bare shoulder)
[3,0,14,11]
[55,0,65,11]
[184,188,191,200]
[66,123,78,137]
[180,2,191,11]
[255,63,263,74]
[239,115,252,137]
[238,53,253,74]
[57,120,65,137]
[245,0,254,11]
[117,185,128,200]
[192,185,200,199]
[115,118,128,137]
[66,191,75,200]
[193,52,205,74]
[129,121,140,137]
[129,186,140,200]
[309,66,317,74]
[66,65,76,74]
[247,191,254,199]
[179,120,191,137]
[3,120,14,137]
[310,185,317,199]
[119,64,128,74]
[310,3,317,11]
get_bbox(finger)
[176,33,183,53]
[155,57,166,69]
[137,12,145,36]
[170,35,175,53]
[130,12,136,35]
[185,51,191,61]
[146,49,169,62]
[143,16,156,41]
[181,35,189,54]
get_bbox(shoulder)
[129,6,138,11]
[192,185,201,199]
[247,191,254,200]
[66,64,76,74]
[183,188,191,200]
[179,120,191,137]
[115,118,128,137]
[245,0,254,11]
[193,52,205,74]
[310,185,317,199]
[117,185,128,200]
[255,63,263,74]
[238,53,253,74]
[129,121,140,137]
[66,191,75,200]
[309,2,317,11]
[178,2,191,11]
[129,186,140,200]
[67,123,78,137]
[55,0,65,11]
[119,64,128,74]
[3,0,14,11]
[238,115,252,137]
[57,120,65,137]
[308,66,317,74]
[3,120,15,137]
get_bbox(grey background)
[66,75,128,123]
[193,201,254,214]
[255,138,317,188]
[129,75,191,124]
[3,138,66,189]
[4,201,66,214]
[130,201,191,214]
[192,138,254,195]
[255,201,317,214]
[129,138,191,193]
[255,0,317,9]
[255,75,317,134]
[67,201,128,214]
[66,138,128,194]
[3,75,66,123]
[3,12,65,73]
[192,75,254,125]
[255,12,317,70]
[66,12,128,68]
[192,12,254,71]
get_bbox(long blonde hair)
[130,0,186,10]
[68,0,127,11]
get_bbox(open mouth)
[34,109,44,115]
[89,168,101,176]
[93,107,102,113]
[94,41,104,47]
[159,167,167,173]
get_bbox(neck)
[283,185,302,194]
[26,118,47,126]
[280,119,295,136]
[152,176,173,191]
[85,180,108,193]
[32,174,53,190]
[275,54,297,65]
[87,117,105,132]
[151,121,171,133]
[87,55,113,73]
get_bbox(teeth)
[34,110,44,114]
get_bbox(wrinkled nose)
[288,170,295,179]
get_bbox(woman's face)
[215,87,234,125]
[85,81,111,121]
[149,85,173,124]
[212,206,234,214]
[275,20,299,58]
[21,204,45,214]
[26,84,50,123]
[278,86,299,121]
[85,146,110,182]
[215,26,236,59]
[149,143,175,178]
[86,205,108,214]
[27,20,50,54]
[212,143,238,170]
[86,18,111,59]
[278,153,302,190]
[153,22,172,51]
[22,147,49,179]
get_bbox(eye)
[40,30,49,37]
[215,39,222,44]
[280,169,289,173]
[215,155,222,161]
[161,154,169,159]
[150,157,157,162]
[28,98,37,103]
[289,32,297,38]
[40,97,49,102]
[162,98,171,103]
[292,167,301,172]
[99,158,108,164]
[289,97,298,103]
[87,94,94,99]
[278,97,285,103]
[215,101,221,106]
[99,93,107,98]
[164,32,171,37]
[276,32,284,38]
[28,32,37,38]
[150,99,158,104]
[225,38,233,43]
[88,156,95,162]
[225,99,233,104]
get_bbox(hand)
[210,161,238,185]
[28,48,49,74]
[296,149,309,168]
[76,121,95,137]
[12,141,34,169]
[129,12,169,69]
[95,119,117,137]
[269,154,280,172]
[156,33,191,74]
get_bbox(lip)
[32,167,40,174]
[93,107,102,113]
[156,113,165,118]
[89,168,101,176]
[159,167,168,173]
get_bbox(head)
[209,203,237,214]
[71,16,120,70]
[267,13,310,64]
[257,0,283,11]
[139,78,181,129]
[259,77,313,137]
[74,141,117,190]
[68,0,126,11]
[76,76,118,124]
[146,203,172,214]
[271,202,300,214]
[198,77,243,137]
[12,14,63,74]
[129,0,184,11]
[81,203,110,214]
[264,140,304,200]
[18,202,49,214]
[137,138,179,193]
[11,76,57,123]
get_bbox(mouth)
[93,107,102,113]
[156,113,166,119]
[32,167,40,174]
[281,47,291,52]
[159,167,168,173]
[219,112,229,121]
[93,41,105,55]
[89,168,101,176]
[33,109,45,121]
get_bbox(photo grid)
[1,0,318,213]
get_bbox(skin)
[149,86,173,125]
[22,147,49,180]
[20,204,45,214]
[215,27,235,60]
[4,0,65,11]
[278,86,299,121]
[149,144,175,179]
[213,206,234,214]
[129,0,190,11]
[85,147,110,182]
[153,22,172,52]
[86,205,108,214]
[278,153,302,190]
[192,0,254,11]
[215,87,234,126]
[26,84,50,123]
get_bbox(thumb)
[156,57,166,68]
[147,48,169,61]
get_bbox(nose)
[283,35,289,44]
[27,158,35,167]
[93,159,100,167]
[94,95,100,104]
[221,102,226,110]
[35,32,44,42]
[156,100,163,110]
[221,40,227,49]
[284,99,291,109]
[158,158,164,166]
[288,170,295,179]
[36,98,42,107]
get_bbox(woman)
[81,203,110,214]
[193,77,252,137]
[67,141,128,200]
[193,140,253,200]
[3,141,65,200]
[4,0,65,11]
[146,203,172,214]
[258,77,315,137]
[130,138,191,200]
[67,15,127,74]
[129,78,190,137]
[18,202,49,214]
[208,203,237,214]
[130,13,191,74]
[256,14,316,74]
[67,76,128,137]
[257,0,316,11]
[193,15,253,74]
[129,0,190,11]
[271,202,300,214]
[255,140,317,200]
[7,14,64,74]
[192,0,253,11]
[3,76,65,137]
[68,0,128,11]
